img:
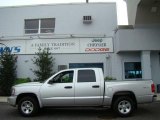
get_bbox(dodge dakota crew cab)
[8,68,157,117]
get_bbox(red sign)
[85,48,109,52]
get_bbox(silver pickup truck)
[8,68,157,117]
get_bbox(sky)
[0,0,128,25]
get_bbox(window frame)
[24,18,55,35]
[124,62,142,80]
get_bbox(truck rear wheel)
[113,96,135,117]
[18,96,39,117]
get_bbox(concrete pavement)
[156,94,160,101]
[0,94,160,103]
[0,97,8,102]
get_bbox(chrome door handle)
[92,85,100,88]
[64,86,72,89]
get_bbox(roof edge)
[0,2,116,9]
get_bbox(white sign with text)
[80,38,113,53]
[26,39,80,54]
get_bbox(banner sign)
[0,40,26,54]
[0,38,113,54]
[26,39,79,54]
[80,38,113,53]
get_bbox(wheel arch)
[111,91,137,108]
[16,93,42,107]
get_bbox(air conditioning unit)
[83,16,92,24]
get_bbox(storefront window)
[124,62,142,79]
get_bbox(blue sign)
[0,46,21,54]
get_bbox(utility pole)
[86,0,89,3]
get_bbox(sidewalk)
[0,97,7,103]
[156,94,160,101]
[0,94,160,103]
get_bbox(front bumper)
[7,96,17,107]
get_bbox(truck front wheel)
[113,96,135,117]
[18,96,39,117]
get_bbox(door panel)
[40,70,75,106]
[75,82,101,106]
[75,69,101,106]
[40,83,74,106]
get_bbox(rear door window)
[78,70,96,82]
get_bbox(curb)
[156,94,160,101]
[0,97,7,103]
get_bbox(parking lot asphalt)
[0,101,160,120]
[0,94,160,120]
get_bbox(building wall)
[121,0,160,88]
[136,4,160,24]
[125,0,140,25]
[110,52,141,80]
[18,51,142,81]
[16,53,108,80]
[0,3,117,36]
[151,52,160,85]
[1,3,160,89]
[0,3,117,80]
[116,26,160,52]
[126,0,160,25]
[115,26,160,86]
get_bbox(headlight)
[11,87,15,96]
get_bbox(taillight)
[151,84,155,93]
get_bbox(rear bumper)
[7,96,17,107]
[137,94,157,104]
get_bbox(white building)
[0,3,117,79]
[0,2,160,92]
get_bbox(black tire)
[18,96,39,117]
[113,96,135,117]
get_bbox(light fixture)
[0,36,33,40]
[70,34,106,38]
[38,34,71,39]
